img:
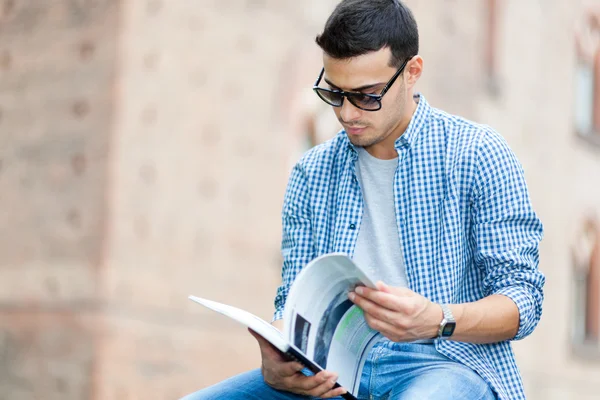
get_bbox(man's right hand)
[248,329,348,399]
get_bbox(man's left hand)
[348,281,442,342]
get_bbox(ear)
[405,55,423,89]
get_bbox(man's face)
[321,48,410,150]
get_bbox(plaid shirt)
[273,94,544,400]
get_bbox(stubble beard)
[345,86,407,149]
[348,129,385,148]
[348,112,403,150]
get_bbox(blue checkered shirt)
[273,94,544,400]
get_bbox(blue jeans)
[182,341,496,400]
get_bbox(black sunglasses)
[312,57,413,111]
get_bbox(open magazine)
[189,253,383,400]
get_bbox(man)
[183,0,544,399]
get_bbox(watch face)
[442,322,456,337]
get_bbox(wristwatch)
[437,304,456,339]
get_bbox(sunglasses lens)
[349,94,380,111]
[314,88,381,111]
[315,88,343,106]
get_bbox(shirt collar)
[343,93,431,154]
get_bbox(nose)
[340,98,362,122]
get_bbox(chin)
[348,135,379,148]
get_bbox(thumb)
[248,328,286,361]
[376,281,391,292]
[376,281,412,297]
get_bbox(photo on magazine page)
[293,312,312,354]
[314,291,355,368]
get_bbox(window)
[571,216,600,359]
[484,0,501,96]
[575,9,600,146]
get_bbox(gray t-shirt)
[352,146,408,288]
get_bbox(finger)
[376,281,414,296]
[353,286,410,313]
[276,360,305,378]
[320,386,349,399]
[286,370,337,392]
[349,291,399,321]
[305,376,343,398]
[376,281,390,292]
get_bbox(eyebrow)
[323,78,384,92]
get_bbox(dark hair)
[315,0,419,68]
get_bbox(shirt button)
[349,223,356,230]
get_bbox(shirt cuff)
[272,308,284,323]
[494,285,536,340]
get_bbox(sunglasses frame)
[312,56,413,111]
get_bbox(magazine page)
[282,254,382,395]
[188,296,289,353]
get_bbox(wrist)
[436,303,457,339]
[428,303,444,339]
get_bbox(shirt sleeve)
[273,162,315,321]
[471,129,545,341]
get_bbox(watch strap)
[437,304,456,338]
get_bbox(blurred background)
[1,0,600,399]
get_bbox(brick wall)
[102,0,339,398]
[2,1,600,399]
[0,1,118,398]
